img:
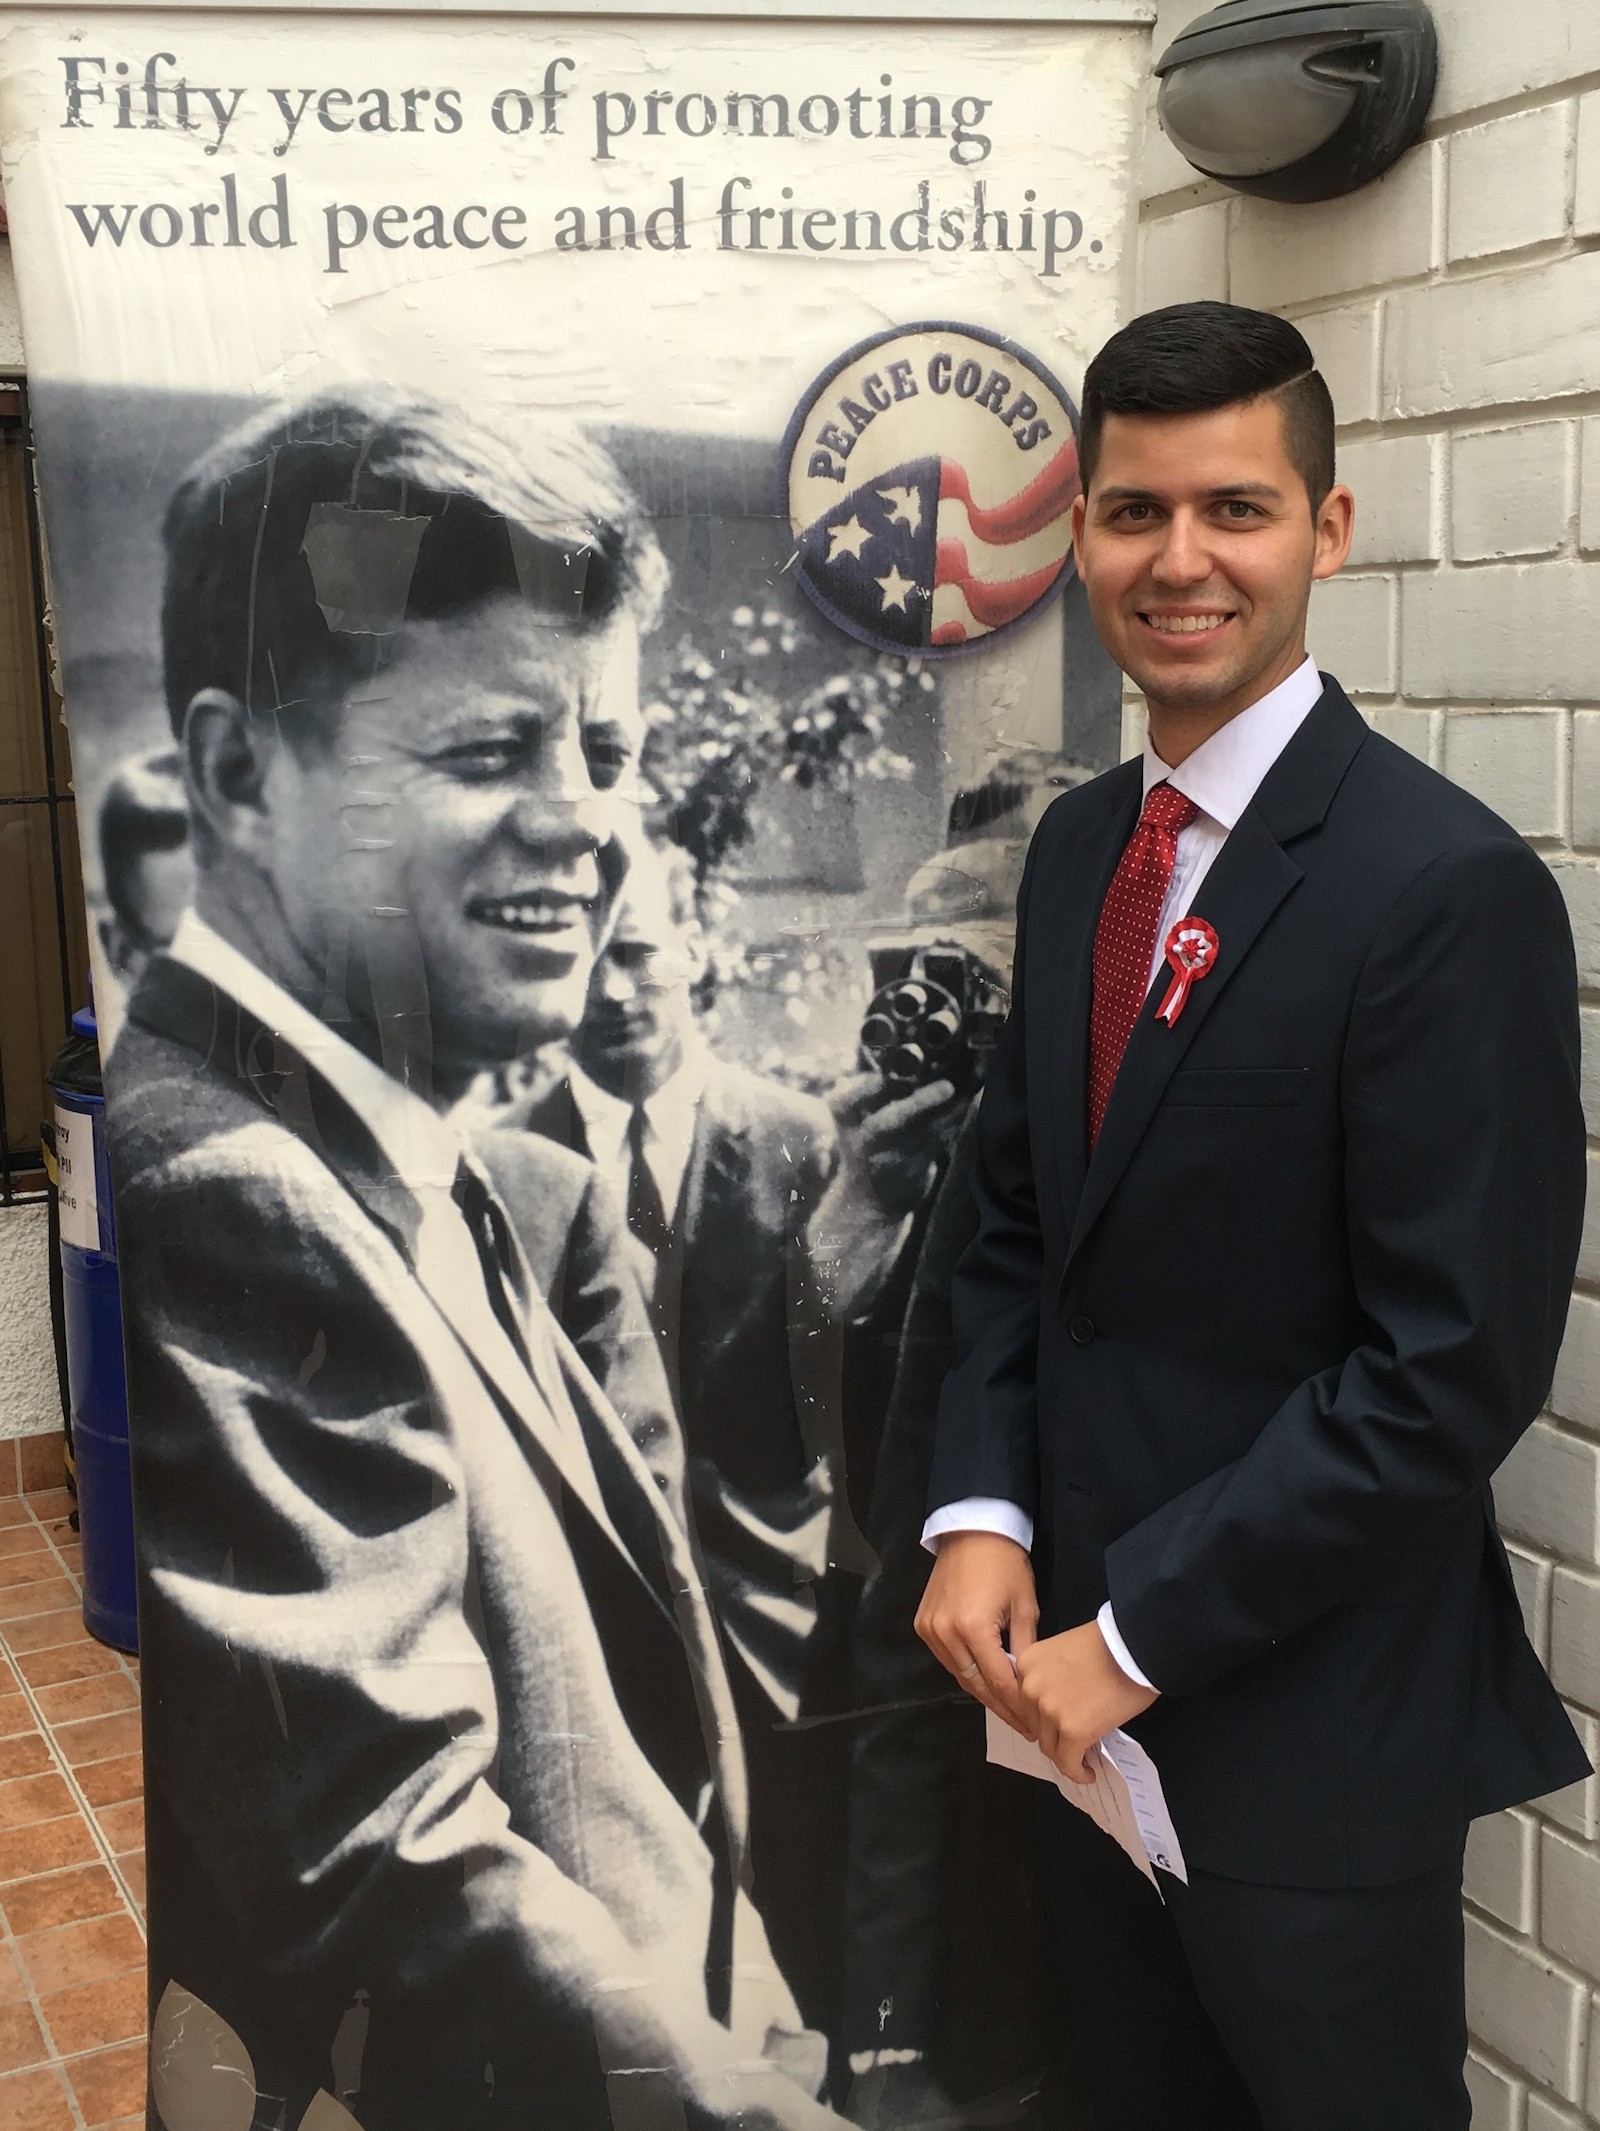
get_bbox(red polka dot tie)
[1088,782,1198,1147]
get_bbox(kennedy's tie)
[452,1158,532,1371]
[1087,782,1198,1147]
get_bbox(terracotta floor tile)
[0,2005,47,2076]
[0,1558,69,1597]
[114,1855,143,1908]
[92,1804,141,1857]
[0,1778,73,1835]
[64,2042,145,2127]
[1,1864,121,1937]
[50,1546,83,1577]
[0,2065,74,2130]
[74,1761,141,1812]
[32,1678,136,1727]
[17,1913,144,1997]
[0,1741,52,1788]
[0,1587,80,1631]
[37,1970,146,2058]
[0,1951,25,2007]
[1,1614,90,1660]
[18,1441,66,1495]
[0,1703,36,1747]
[14,1645,118,1691]
[0,1535,49,1567]
[0,1508,29,1535]
[0,1819,99,1885]
[50,1715,142,1771]
[20,1494,72,1522]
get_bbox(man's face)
[575,862,701,1100]
[259,596,643,1086]
[1072,396,1352,723]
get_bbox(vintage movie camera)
[860,942,1010,1094]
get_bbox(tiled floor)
[0,1482,144,2130]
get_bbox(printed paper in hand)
[985,1711,1189,1887]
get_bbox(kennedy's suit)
[929,680,1590,2122]
[111,956,830,2131]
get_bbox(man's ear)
[181,689,277,859]
[1311,483,1357,582]
[1070,489,1088,579]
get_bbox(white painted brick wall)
[1452,425,1572,563]
[1343,432,1441,565]
[1448,106,1570,264]
[1137,4,1600,2115]
[1438,711,1563,839]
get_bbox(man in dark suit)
[112,390,837,2131]
[504,837,885,2038]
[915,303,1591,2131]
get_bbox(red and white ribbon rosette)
[1156,917,1219,1027]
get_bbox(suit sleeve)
[925,833,1045,1521]
[1107,835,1586,1696]
[121,1140,833,2128]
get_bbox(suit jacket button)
[1068,1315,1096,1346]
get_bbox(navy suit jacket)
[929,678,1591,1888]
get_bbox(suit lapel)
[1045,767,1142,1221]
[1060,680,1371,1280]
[1064,811,1302,1275]
[126,958,678,1625]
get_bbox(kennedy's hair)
[161,389,666,737]
[1080,302,1336,514]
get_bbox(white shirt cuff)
[1097,1600,1157,1693]
[920,1498,1035,1556]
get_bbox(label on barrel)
[55,1105,99,1253]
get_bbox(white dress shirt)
[921,657,1325,1694]
[568,1042,708,1224]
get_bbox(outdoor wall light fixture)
[1154,0,1438,203]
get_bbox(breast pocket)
[1164,1067,1311,1108]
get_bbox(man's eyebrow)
[1094,480,1286,504]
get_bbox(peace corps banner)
[0,6,1144,2124]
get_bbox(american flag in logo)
[795,438,1081,652]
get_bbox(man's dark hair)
[1079,302,1336,513]
[99,748,188,935]
[161,390,666,737]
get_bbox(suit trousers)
[1033,1790,1470,2131]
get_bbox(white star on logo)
[876,565,918,613]
[826,516,872,564]
[878,485,923,534]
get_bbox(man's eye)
[432,739,523,781]
[584,729,632,792]
[1115,503,1154,523]
[1221,501,1258,520]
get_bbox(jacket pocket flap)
[1164,1067,1311,1107]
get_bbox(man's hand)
[1015,1622,1159,1784]
[915,1531,1038,1738]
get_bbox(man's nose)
[1150,510,1213,587]
[596,955,639,1005]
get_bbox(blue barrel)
[50,1007,138,1654]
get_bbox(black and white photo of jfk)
[27,378,1116,2131]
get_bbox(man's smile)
[1138,610,1236,637]
[467,888,597,937]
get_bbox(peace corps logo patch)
[782,321,1081,657]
